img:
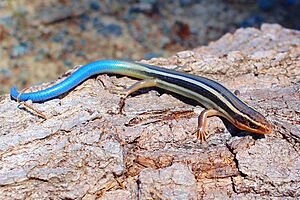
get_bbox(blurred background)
[0,0,299,95]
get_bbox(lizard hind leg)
[116,79,158,114]
[16,87,48,120]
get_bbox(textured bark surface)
[0,24,299,199]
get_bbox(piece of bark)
[0,24,299,199]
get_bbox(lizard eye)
[242,117,259,130]
[248,121,259,129]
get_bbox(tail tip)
[10,87,20,100]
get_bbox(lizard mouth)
[235,120,273,134]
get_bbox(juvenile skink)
[10,60,272,141]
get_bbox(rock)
[0,24,299,198]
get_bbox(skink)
[10,60,272,141]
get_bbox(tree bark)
[0,24,299,199]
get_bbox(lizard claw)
[197,128,207,143]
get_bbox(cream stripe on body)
[122,62,255,125]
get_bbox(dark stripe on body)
[148,70,238,117]
[134,62,258,120]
